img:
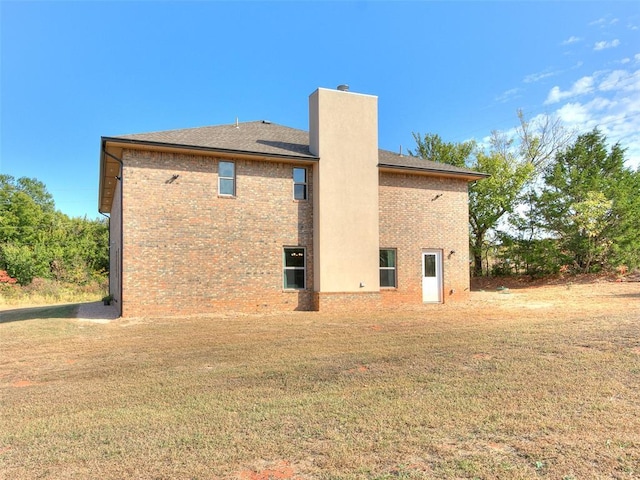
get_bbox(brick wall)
[109,179,122,316]
[378,171,472,306]
[113,150,473,317]
[313,292,382,312]
[119,149,314,317]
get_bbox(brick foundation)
[313,291,382,313]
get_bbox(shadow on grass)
[612,292,640,298]
[0,304,79,324]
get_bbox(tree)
[537,129,640,273]
[411,131,533,276]
[411,132,475,167]
[0,175,109,285]
[468,137,534,276]
[412,113,572,276]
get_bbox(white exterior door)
[422,250,443,303]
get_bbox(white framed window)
[293,167,307,200]
[283,247,306,289]
[218,161,235,196]
[380,248,397,288]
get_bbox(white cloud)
[548,69,640,169]
[562,36,582,45]
[544,76,595,104]
[594,39,620,51]
[598,69,640,93]
[556,102,592,125]
[590,16,619,28]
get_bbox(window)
[283,247,306,289]
[293,167,307,200]
[424,254,436,277]
[379,249,397,288]
[218,161,235,196]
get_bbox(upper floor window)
[219,161,235,196]
[380,249,397,288]
[293,167,307,200]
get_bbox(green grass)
[1,282,639,479]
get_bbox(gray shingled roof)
[112,121,316,159]
[108,121,486,178]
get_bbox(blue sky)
[2,1,639,219]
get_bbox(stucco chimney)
[308,87,380,294]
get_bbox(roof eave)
[378,163,490,182]
[101,137,320,162]
[98,136,320,214]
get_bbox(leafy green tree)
[537,129,639,272]
[0,175,108,285]
[468,145,534,276]
[411,132,533,276]
[412,113,572,276]
[411,133,475,167]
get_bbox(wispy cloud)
[544,76,595,105]
[495,88,521,103]
[589,16,619,28]
[524,70,556,84]
[594,39,621,51]
[598,69,639,92]
[561,36,582,45]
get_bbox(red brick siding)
[120,149,313,317]
[378,172,471,306]
[313,292,382,312]
[109,179,122,316]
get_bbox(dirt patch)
[11,380,36,388]
[236,461,303,480]
[466,276,638,319]
[470,272,634,291]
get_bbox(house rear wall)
[379,171,471,305]
[120,149,314,317]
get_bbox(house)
[98,87,487,317]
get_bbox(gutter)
[378,163,490,181]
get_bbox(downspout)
[102,149,124,317]
[98,211,110,300]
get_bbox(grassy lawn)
[1,282,638,479]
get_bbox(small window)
[380,249,397,288]
[284,247,306,289]
[293,167,307,200]
[219,161,235,196]
[424,254,436,278]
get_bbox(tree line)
[412,115,640,277]
[0,175,108,285]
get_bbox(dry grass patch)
[1,281,639,479]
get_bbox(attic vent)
[337,84,349,92]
